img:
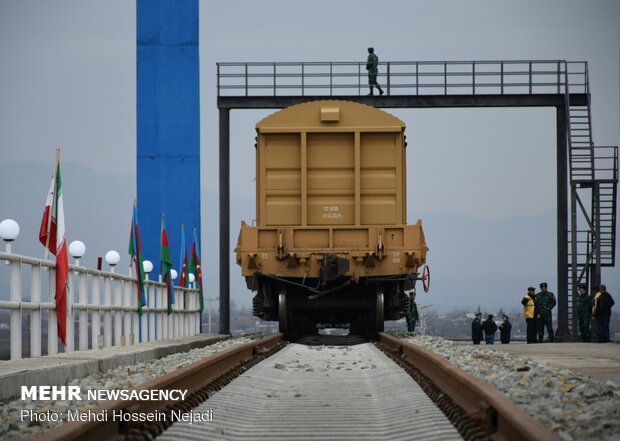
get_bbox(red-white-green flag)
[160,214,175,314]
[39,176,57,256]
[38,153,68,346]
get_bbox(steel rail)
[36,334,285,441]
[378,333,560,441]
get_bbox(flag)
[128,201,147,315]
[188,228,205,314]
[179,225,188,288]
[39,156,68,346]
[160,215,175,314]
[39,175,57,256]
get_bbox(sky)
[0,0,618,315]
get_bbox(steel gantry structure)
[216,60,618,337]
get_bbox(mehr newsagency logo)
[20,386,213,425]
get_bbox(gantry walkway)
[216,60,618,337]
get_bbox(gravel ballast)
[390,332,620,441]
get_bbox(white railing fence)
[0,249,201,361]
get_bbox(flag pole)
[161,212,165,238]
[43,146,61,261]
[131,198,141,342]
[129,198,137,270]
[160,212,165,283]
[193,227,203,333]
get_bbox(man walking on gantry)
[366,48,384,96]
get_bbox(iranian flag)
[38,157,68,346]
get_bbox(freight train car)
[235,100,428,338]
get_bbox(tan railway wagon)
[235,100,428,338]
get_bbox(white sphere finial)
[188,273,196,283]
[170,269,178,280]
[105,250,120,266]
[143,260,153,274]
[0,219,20,241]
[69,240,86,259]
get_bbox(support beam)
[570,185,578,333]
[593,184,602,289]
[219,108,230,335]
[218,94,588,110]
[556,105,569,337]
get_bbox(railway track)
[38,333,558,441]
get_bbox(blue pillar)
[137,0,200,276]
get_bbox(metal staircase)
[566,63,618,333]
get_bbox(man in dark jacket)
[576,284,592,342]
[471,312,483,345]
[499,314,512,344]
[482,314,498,344]
[592,285,615,343]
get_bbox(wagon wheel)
[421,265,431,293]
[376,288,385,333]
[278,289,288,335]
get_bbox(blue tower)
[137,0,200,275]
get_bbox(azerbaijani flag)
[160,215,175,314]
[188,228,205,314]
[179,225,188,288]
[128,201,147,315]
[39,155,68,346]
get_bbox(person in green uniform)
[406,291,419,332]
[576,284,592,342]
[536,282,556,342]
[366,48,384,96]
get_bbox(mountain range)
[1,162,617,314]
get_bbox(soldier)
[536,282,556,342]
[471,312,483,345]
[499,314,512,344]
[521,287,537,343]
[406,291,419,333]
[576,284,592,342]
[366,48,384,96]
[592,285,615,343]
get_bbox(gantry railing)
[0,249,201,361]
[217,60,589,96]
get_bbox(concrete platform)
[488,341,620,381]
[0,334,228,400]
